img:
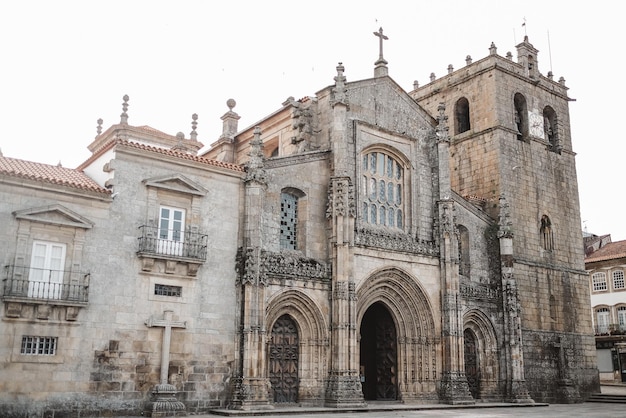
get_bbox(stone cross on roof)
[373,27,388,62]
[373,27,389,77]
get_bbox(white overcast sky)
[1,1,623,241]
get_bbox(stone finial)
[190,113,198,141]
[331,62,349,108]
[120,95,129,124]
[413,80,419,90]
[57,160,62,167]
[497,194,514,238]
[172,132,189,153]
[220,99,240,142]
[244,126,267,184]
[489,42,497,55]
[435,102,449,143]
[547,71,553,80]
[559,77,566,85]
[96,118,103,137]
[465,55,472,65]
[430,72,436,82]
[447,64,454,74]
[506,52,513,60]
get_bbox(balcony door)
[29,241,66,299]
[158,206,185,256]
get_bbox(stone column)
[498,195,533,403]
[435,103,473,404]
[230,127,273,410]
[324,66,365,408]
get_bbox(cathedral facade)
[0,34,599,416]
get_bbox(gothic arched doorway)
[269,314,299,403]
[464,328,479,399]
[359,302,398,400]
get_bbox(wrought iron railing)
[137,225,208,261]
[2,265,90,303]
[595,324,626,336]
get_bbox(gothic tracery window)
[361,150,404,229]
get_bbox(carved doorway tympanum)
[269,314,299,403]
[464,328,479,399]
[360,302,398,400]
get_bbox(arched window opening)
[595,307,610,335]
[514,93,528,141]
[361,150,405,230]
[543,106,560,153]
[280,192,298,250]
[540,215,554,251]
[455,97,471,134]
[458,225,470,278]
[618,306,626,333]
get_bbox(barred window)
[613,270,625,290]
[280,192,298,250]
[21,336,57,355]
[592,272,607,291]
[361,151,404,229]
[155,284,182,297]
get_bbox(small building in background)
[585,235,626,382]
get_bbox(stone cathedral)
[0,31,599,417]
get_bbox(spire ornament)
[190,113,198,141]
[120,94,129,124]
[96,118,103,137]
[244,126,267,184]
[435,102,449,143]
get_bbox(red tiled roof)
[112,139,245,172]
[585,240,626,263]
[0,156,110,194]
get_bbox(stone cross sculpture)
[144,310,187,417]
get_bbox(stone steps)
[587,393,626,403]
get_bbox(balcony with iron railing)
[137,225,208,275]
[595,323,626,336]
[2,265,90,305]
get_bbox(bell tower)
[410,37,599,402]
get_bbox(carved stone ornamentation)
[355,227,438,256]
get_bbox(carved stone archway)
[463,309,501,400]
[357,268,438,401]
[266,290,329,406]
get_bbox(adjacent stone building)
[0,32,598,416]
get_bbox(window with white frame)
[618,306,626,332]
[596,307,610,334]
[158,206,185,256]
[29,241,66,299]
[361,151,404,229]
[613,270,625,290]
[20,336,57,355]
[592,272,608,291]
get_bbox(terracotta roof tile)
[585,240,626,263]
[116,139,245,172]
[0,156,110,194]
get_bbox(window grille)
[20,336,57,355]
[155,284,182,297]
[280,193,298,250]
[613,270,625,290]
[592,273,608,291]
